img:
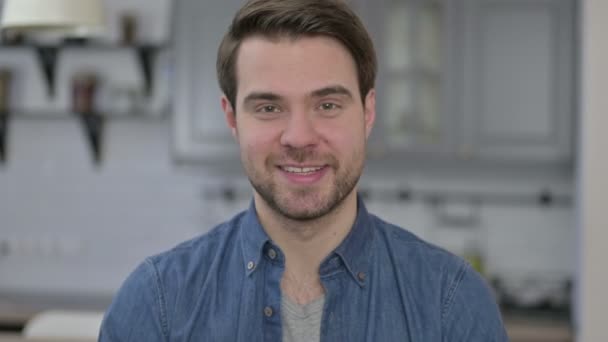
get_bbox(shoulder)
[441,259,508,339]
[369,215,507,340]
[369,215,475,308]
[370,214,465,274]
[147,210,246,275]
[119,210,247,305]
[100,211,248,340]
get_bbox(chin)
[275,205,332,221]
[274,188,350,221]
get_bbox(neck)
[254,189,358,303]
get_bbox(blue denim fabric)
[100,199,508,341]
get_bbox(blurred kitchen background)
[0,0,606,341]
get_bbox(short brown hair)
[217,0,377,109]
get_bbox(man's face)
[222,35,375,221]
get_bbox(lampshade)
[0,0,104,36]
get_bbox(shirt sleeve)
[99,258,169,342]
[441,263,509,342]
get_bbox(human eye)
[320,102,339,110]
[252,104,283,119]
[257,104,281,113]
[317,101,342,116]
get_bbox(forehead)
[234,35,360,101]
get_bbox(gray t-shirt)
[281,295,325,342]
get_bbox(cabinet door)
[172,0,242,163]
[370,0,454,157]
[460,0,575,162]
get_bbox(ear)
[363,89,376,139]
[221,95,238,139]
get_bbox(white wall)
[577,1,608,341]
[0,118,208,297]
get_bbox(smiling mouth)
[279,166,326,175]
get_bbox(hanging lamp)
[0,0,104,36]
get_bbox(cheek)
[239,127,280,157]
[318,120,366,149]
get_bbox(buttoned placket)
[317,250,370,342]
[261,243,284,341]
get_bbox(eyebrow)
[243,92,282,105]
[241,85,354,106]
[310,85,354,99]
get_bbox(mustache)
[270,147,338,165]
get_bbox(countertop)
[0,335,94,342]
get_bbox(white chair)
[22,310,104,340]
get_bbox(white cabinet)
[459,0,576,162]
[374,0,451,155]
[172,0,241,164]
[354,0,455,158]
[367,0,575,164]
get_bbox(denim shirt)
[100,199,508,341]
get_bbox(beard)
[243,146,364,221]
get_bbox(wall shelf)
[0,42,168,98]
[0,40,169,165]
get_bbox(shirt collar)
[238,196,375,285]
[322,196,374,288]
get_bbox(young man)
[100,0,508,340]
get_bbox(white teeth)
[282,166,323,174]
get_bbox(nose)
[279,110,320,148]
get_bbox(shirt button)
[268,248,277,260]
[358,272,366,281]
[247,261,255,270]
[264,306,274,317]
